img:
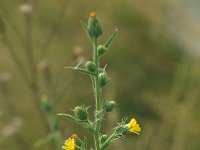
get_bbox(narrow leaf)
[104,29,118,48]
[80,20,94,43]
[58,113,76,121]
[80,20,88,33]
[65,67,95,76]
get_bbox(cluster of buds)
[59,12,141,150]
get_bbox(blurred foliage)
[0,0,200,150]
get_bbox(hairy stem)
[93,38,101,150]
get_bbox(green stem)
[100,133,115,150]
[93,38,101,150]
[1,35,30,86]
[23,11,51,136]
[94,39,100,112]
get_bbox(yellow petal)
[128,118,141,134]
[130,118,137,125]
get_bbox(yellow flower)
[62,137,75,150]
[127,118,141,134]
[90,12,96,18]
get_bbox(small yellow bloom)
[62,137,75,150]
[90,12,96,18]
[127,118,141,134]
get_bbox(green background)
[0,0,200,150]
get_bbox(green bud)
[100,134,108,144]
[47,133,57,145]
[85,61,96,72]
[97,45,106,57]
[52,120,59,130]
[74,137,84,148]
[98,72,109,88]
[74,105,88,120]
[104,101,117,112]
[41,95,52,113]
[87,12,102,39]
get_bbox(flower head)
[62,137,75,150]
[87,12,102,39]
[127,118,141,134]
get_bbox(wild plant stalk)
[0,1,69,149]
[59,12,141,150]
[0,2,50,134]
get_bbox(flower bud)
[100,134,108,144]
[104,101,117,112]
[48,133,57,145]
[74,106,88,120]
[52,121,59,130]
[87,12,102,39]
[97,45,106,57]
[85,61,96,73]
[41,95,52,113]
[98,72,109,88]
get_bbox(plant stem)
[93,38,101,150]
[1,35,30,86]
[24,11,51,136]
[100,133,115,150]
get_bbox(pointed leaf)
[104,29,118,48]
[80,20,88,33]
[65,67,95,76]
[58,113,76,121]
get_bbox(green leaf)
[104,29,118,48]
[58,113,95,134]
[58,113,76,121]
[80,20,88,33]
[65,67,95,76]
[80,20,94,43]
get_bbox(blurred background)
[0,0,200,150]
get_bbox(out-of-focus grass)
[0,0,200,150]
